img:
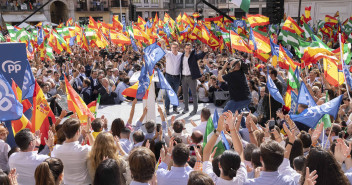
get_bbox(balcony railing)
[1,2,44,12]
[110,1,129,7]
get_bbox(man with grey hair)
[98,78,117,105]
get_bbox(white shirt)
[244,171,296,185]
[165,50,182,75]
[120,138,133,154]
[9,151,49,185]
[203,161,247,185]
[0,139,10,172]
[192,121,207,135]
[156,161,193,185]
[52,142,92,185]
[182,55,191,75]
[198,83,209,102]
[278,158,301,184]
[130,181,149,185]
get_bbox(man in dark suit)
[98,78,117,105]
[89,69,102,100]
[80,78,92,105]
[180,43,208,116]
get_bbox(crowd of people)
[0,32,352,185]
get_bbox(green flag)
[15,29,30,42]
[302,23,314,40]
[95,94,101,118]
[203,117,226,157]
[319,91,332,129]
[288,66,300,89]
[344,43,352,65]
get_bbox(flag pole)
[269,92,272,119]
[324,125,333,150]
[339,33,352,100]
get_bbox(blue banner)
[22,63,35,100]
[157,69,179,106]
[136,64,150,99]
[0,43,29,88]
[270,38,279,57]
[267,74,285,105]
[0,73,23,121]
[297,82,317,107]
[144,42,166,76]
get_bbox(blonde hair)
[88,132,120,171]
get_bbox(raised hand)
[303,167,318,185]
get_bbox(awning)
[2,14,47,23]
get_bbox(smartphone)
[48,117,53,126]
[268,120,275,131]
[156,124,161,132]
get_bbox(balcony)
[110,0,129,7]
[1,2,44,12]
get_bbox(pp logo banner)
[0,43,28,87]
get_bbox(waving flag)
[282,17,304,35]
[230,31,252,53]
[325,15,338,26]
[157,69,179,106]
[37,27,44,46]
[297,82,316,107]
[203,112,226,157]
[230,0,250,12]
[22,63,35,100]
[247,14,269,27]
[290,95,342,128]
[0,73,23,121]
[144,43,166,76]
[270,37,279,57]
[323,58,345,87]
[136,64,150,99]
[267,73,284,105]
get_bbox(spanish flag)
[301,47,338,66]
[31,82,56,145]
[112,15,124,31]
[229,30,252,54]
[110,30,131,45]
[247,14,269,27]
[282,17,304,35]
[249,30,271,54]
[81,31,89,52]
[323,58,344,87]
[325,15,338,26]
[122,73,154,99]
[89,16,99,30]
[64,76,94,124]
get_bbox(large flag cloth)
[229,30,252,53]
[144,43,166,76]
[323,58,344,87]
[0,73,23,121]
[136,64,150,99]
[247,14,269,27]
[64,76,94,124]
[203,112,226,157]
[319,91,332,129]
[282,17,304,35]
[230,0,250,12]
[267,73,285,105]
[22,63,35,100]
[290,95,343,128]
[31,82,56,144]
[157,69,179,106]
[288,66,300,89]
[297,82,317,107]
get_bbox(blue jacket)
[180,50,207,80]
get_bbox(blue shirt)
[156,162,193,185]
[244,171,296,185]
[114,82,129,103]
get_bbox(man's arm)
[203,114,225,161]
[127,99,137,125]
[217,61,229,82]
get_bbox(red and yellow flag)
[282,17,304,35]
[249,30,271,54]
[64,76,94,124]
[230,30,252,54]
[323,58,344,87]
[247,14,269,27]
[31,82,56,144]
[110,30,131,45]
[325,15,338,26]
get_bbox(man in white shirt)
[114,77,130,104]
[0,125,10,173]
[157,143,193,185]
[9,129,49,185]
[192,108,211,135]
[160,40,183,115]
[52,118,94,185]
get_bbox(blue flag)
[157,69,179,106]
[289,91,298,114]
[69,36,76,46]
[291,95,343,128]
[144,42,166,76]
[233,20,246,29]
[270,38,279,57]
[122,16,126,32]
[164,24,171,38]
[249,27,257,51]
[282,46,294,58]
[294,67,300,82]
[130,36,139,52]
[22,63,35,100]
[212,108,230,150]
[267,74,285,105]
[0,73,23,121]
[136,64,150,99]
[27,39,33,53]
[213,109,219,129]
[0,43,28,88]
[37,27,44,46]
[297,82,316,107]
[221,131,231,150]
[343,63,352,91]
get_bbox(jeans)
[223,99,251,113]
[182,75,198,112]
[165,74,180,111]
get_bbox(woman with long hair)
[93,159,121,185]
[111,118,125,138]
[88,132,129,185]
[35,158,64,185]
[300,147,350,185]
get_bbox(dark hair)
[93,159,121,185]
[172,143,190,166]
[91,118,103,132]
[154,141,165,161]
[270,69,278,77]
[201,108,211,121]
[35,158,64,185]
[260,141,284,171]
[331,124,342,136]
[251,148,262,168]
[62,118,80,139]
[120,127,131,138]
[8,147,20,158]
[123,76,130,84]
[15,128,33,151]
[300,147,350,185]
[132,131,145,143]
[55,124,66,144]
[83,78,91,86]
[173,120,184,133]
[191,131,203,144]
[288,139,303,167]
[293,156,305,172]
[145,120,156,134]
[0,170,10,185]
[129,147,156,183]
[142,139,156,154]
[187,156,197,168]
[219,150,241,179]
[187,171,214,185]
[244,143,257,161]
[212,155,221,177]
[299,131,312,148]
[111,118,125,138]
